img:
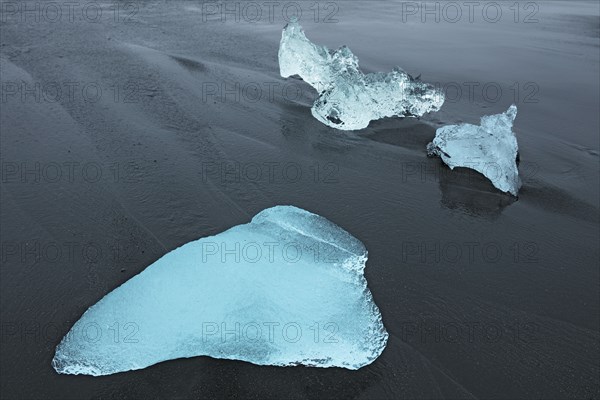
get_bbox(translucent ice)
[427,105,521,196]
[52,206,388,376]
[278,19,444,130]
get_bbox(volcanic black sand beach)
[1,1,599,399]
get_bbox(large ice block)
[278,19,444,130]
[427,105,521,196]
[52,206,388,376]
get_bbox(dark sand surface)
[1,1,599,398]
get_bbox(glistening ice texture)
[52,206,388,376]
[427,105,521,196]
[278,19,445,130]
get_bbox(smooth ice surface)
[52,206,388,376]
[278,19,444,130]
[427,105,521,196]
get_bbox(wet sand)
[1,1,599,398]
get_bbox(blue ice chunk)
[279,19,444,130]
[52,206,388,376]
[427,105,521,196]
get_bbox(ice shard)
[278,19,444,130]
[427,105,521,196]
[52,206,388,376]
